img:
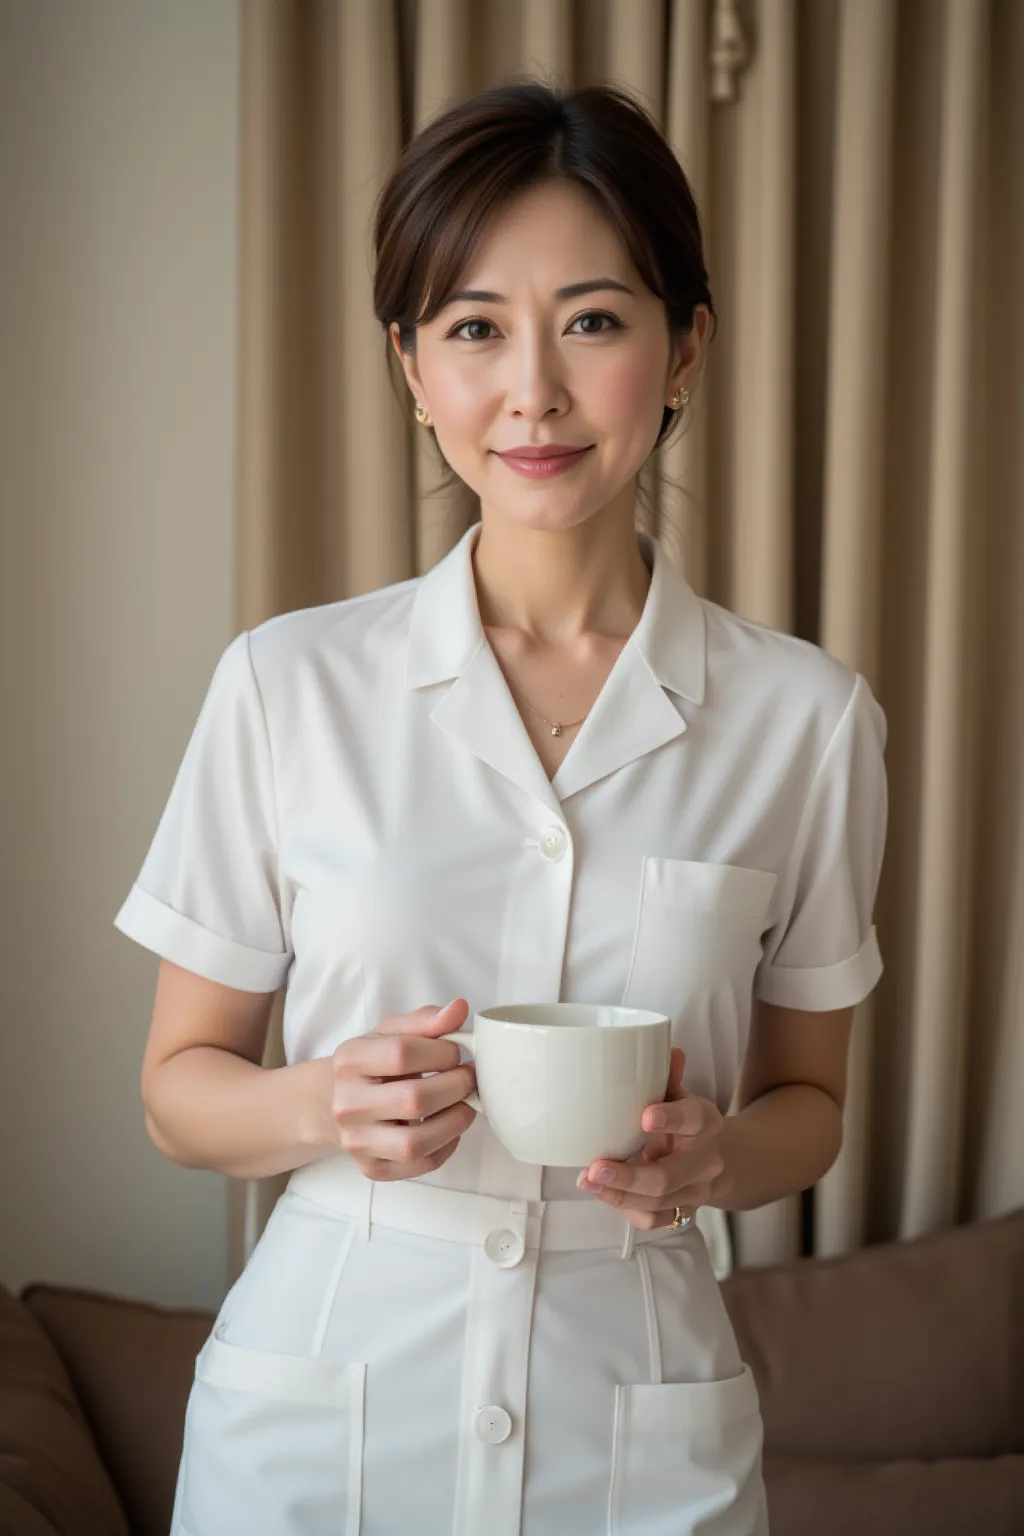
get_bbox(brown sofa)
[2,1207,1021,1536]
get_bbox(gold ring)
[670,1206,685,1230]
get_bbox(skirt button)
[473,1404,513,1443]
[484,1227,525,1267]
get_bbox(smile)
[495,447,593,478]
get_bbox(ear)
[668,303,711,395]
[389,322,425,401]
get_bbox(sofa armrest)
[20,1283,214,1536]
[0,1281,128,1536]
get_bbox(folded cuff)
[755,926,882,1012]
[112,884,291,993]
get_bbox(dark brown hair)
[372,79,717,508]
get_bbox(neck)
[471,506,653,649]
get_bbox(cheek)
[430,384,492,467]
[420,355,484,425]
[590,353,666,428]
[438,374,485,421]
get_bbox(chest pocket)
[620,859,777,1091]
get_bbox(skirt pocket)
[180,1331,366,1536]
[607,1363,767,1536]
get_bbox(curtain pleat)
[900,0,989,1238]
[729,0,795,635]
[722,0,801,1270]
[657,0,711,592]
[968,0,1024,1226]
[813,0,897,1257]
[228,0,1024,1282]
[411,0,478,575]
[333,1,413,593]
[607,0,668,557]
[522,0,573,79]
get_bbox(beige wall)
[0,0,239,1310]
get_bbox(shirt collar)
[406,520,706,705]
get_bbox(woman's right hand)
[326,998,478,1181]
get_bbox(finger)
[642,1131,675,1162]
[338,1063,477,1126]
[374,998,470,1040]
[636,1052,686,1140]
[583,1138,722,1197]
[619,1205,699,1231]
[667,1047,686,1096]
[358,1135,463,1182]
[343,1100,476,1162]
[639,1047,686,1123]
[587,1178,712,1214]
[375,999,469,1034]
[342,1017,471,1079]
[578,1151,686,1201]
[633,1051,684,1161]
[643,1094,717,1139]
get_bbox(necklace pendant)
[551,724,562,736]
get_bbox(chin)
[488,501,599,536]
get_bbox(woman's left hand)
[576,1049,726,1229]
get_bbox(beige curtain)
[229,0,1024,1280]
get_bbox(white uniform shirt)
[114,522,887,1204]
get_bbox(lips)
[496,446,591,460]
[494,446,593,478]
[497,448,592,457]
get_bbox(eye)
[445,317,497,342]
[570,310,622,335]
[443,309,623,342]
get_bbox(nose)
[502,329,569,420]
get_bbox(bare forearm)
[144,1046,337,1180]
[708,1082,843,1213]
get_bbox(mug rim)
[475,1003,669,1031]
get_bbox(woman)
[115,82,887,1536]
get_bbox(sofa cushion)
[0,1280,128,1536]
[763,1453,1024,1536]
[720,1206,1024,1461]
[21,1282,214,1536]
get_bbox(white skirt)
[170,1155,769,1536]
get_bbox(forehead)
[455,180,635,286]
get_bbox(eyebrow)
[437,277,636,311]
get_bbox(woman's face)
[391,179,706,536]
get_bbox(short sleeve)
[754,671,888,1012]
[113,630,292,992]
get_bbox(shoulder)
[243,569,423,687]
[698,597,885,755]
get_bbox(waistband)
[286,1154,696,1261]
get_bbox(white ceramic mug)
[440,1002,671,1166]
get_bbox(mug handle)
[439,1031,484,1114]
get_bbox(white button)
[538,824,568,861]
[473,1404,513,1444]
[484,1227,525,1267]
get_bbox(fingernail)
[576,1172,586,1190]
[596,1168,615,1185]
[647,1110,666,1129]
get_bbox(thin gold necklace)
[515,692,589,737]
